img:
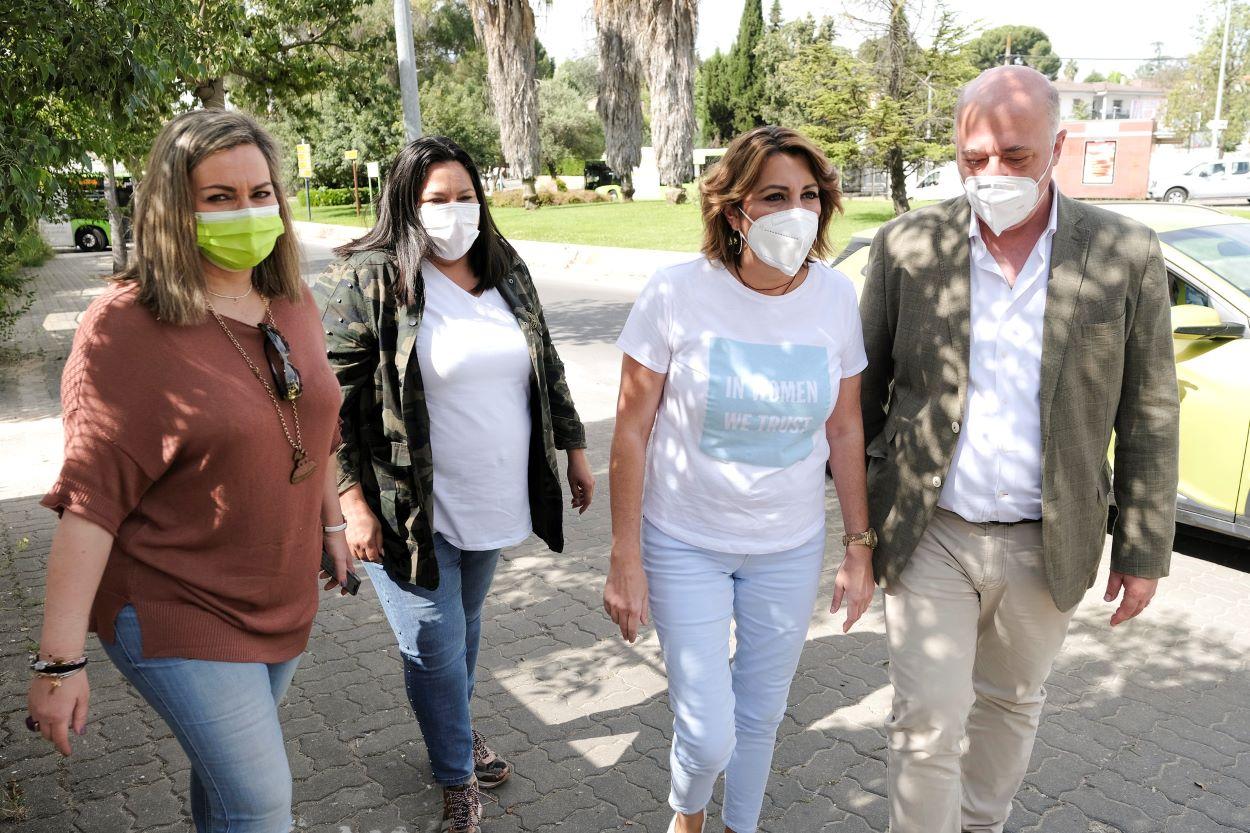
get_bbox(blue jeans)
[642,519,826,833]
[360,533,501,786]
[101,605,299,833]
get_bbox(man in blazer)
[859,66,1180,833]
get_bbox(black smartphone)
[320,550,361,595]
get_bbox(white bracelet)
[323,521,348,534]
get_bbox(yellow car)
[834,201,1250,544]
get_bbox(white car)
[1150,158,1250,204]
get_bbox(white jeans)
[642,519,825,833]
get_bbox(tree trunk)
[195,77,227,109]
[887,148,909,216]
[594,0,644,202]
[470,1,541,209]
[885,0,910,216]
[103,160,128,272]
[642,1,698,197]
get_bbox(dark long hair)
[334,135,517,306]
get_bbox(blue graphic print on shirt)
[700,337,832,468]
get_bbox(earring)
[734,230,744,255]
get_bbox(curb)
[293,220,693,293]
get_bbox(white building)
[1055,81,1166,121]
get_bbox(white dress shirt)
[937,188,1059,523]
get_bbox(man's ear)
[1052,129,1068,162]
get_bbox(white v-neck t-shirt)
[616,257,868,553]
[417,261,533,551]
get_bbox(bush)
[488,188,606,208]
[302,187,371,207]
[1,225,52,343]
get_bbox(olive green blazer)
[859,194,1180,611]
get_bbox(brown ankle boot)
[441,777,482,832]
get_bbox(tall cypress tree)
[696,51,736,145]
[768,0,782,30]
[727,0,765,133]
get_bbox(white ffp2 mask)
[420,202,481,261]
[963,150,1056,236]
[739,206,819,277]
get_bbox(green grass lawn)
[291,197,903,255]
[292,203,375,227]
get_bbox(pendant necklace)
[208,301,317,485]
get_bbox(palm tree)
[593,0,643,201]
[468,0,542,208]
[641,0,697,203]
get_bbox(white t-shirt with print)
[616,257,868,553]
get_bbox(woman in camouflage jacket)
[316,136,594,833]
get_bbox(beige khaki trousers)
[884,508,1077,833]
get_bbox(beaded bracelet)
[29,655,88,675]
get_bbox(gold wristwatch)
[842,528,878,549]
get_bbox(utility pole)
[394,0,423,141]
[1004,33,1012,66]
[1212,0,1232,156]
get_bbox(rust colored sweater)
[42,282,342,662]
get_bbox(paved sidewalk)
[2,249,1250,833]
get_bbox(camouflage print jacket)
[313,249,586,590]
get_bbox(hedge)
[488,188,607,208]
[297,187,373,207]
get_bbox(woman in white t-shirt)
[604,126,877,833]
[319,136,595,833]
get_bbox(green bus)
[70,178,132,251]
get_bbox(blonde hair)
[116,110,302,325]
[700,125,843,268]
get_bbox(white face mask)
[963,148,1056,237]
[738,206,819,277]
[420,202,480,261]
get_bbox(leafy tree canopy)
[963,25,1062,79]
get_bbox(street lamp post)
[1212,0,1233,156]
[394,0,423,141]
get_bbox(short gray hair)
[955,66,1061,137]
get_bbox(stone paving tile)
[2,250,1250,833]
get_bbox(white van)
[912,162,963,201]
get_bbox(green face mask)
[196,204,286,271]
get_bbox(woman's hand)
[341,486,383,562]
[27,671,90,756]
[567,449,595,514]
[830,546,876,633]
[321,530,353,594]
[603,550,649,643]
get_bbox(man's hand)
[1105,571,1158,627]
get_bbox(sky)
[532,0,1215,80]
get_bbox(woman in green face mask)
[27,109,351,833]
